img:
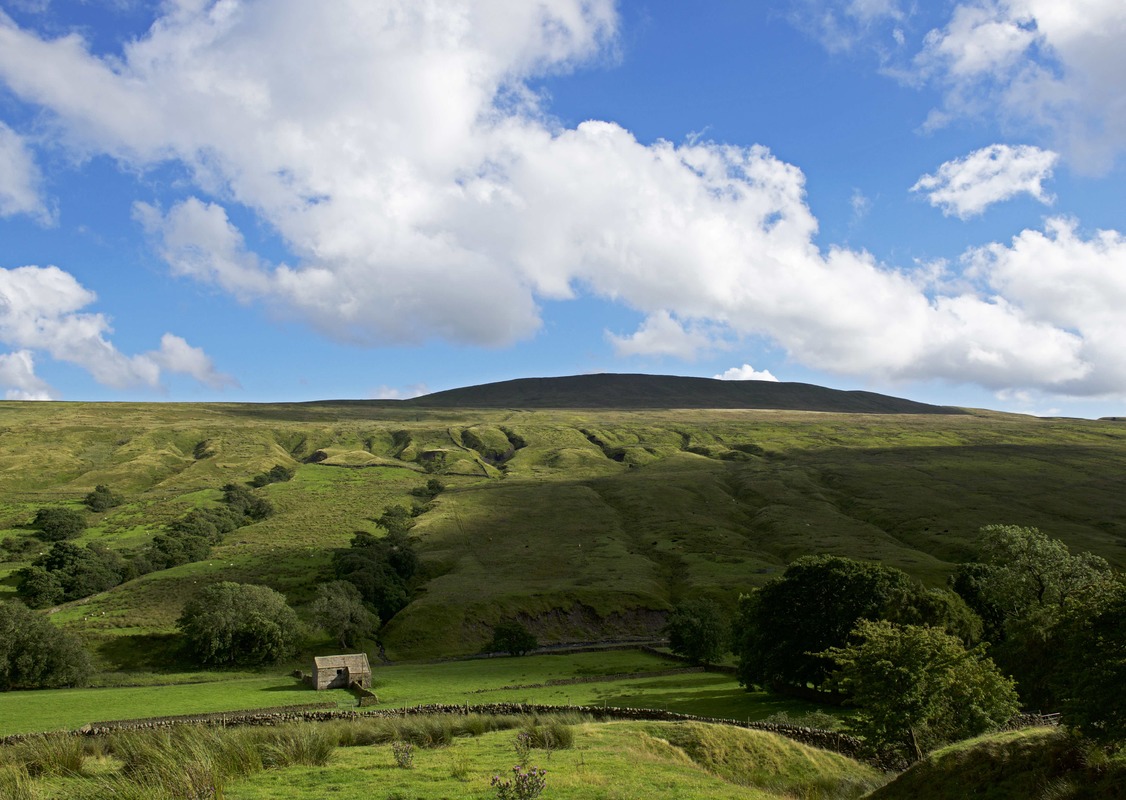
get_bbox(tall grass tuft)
[10,734,85,777]
[258,725,336,769]
[0,763,37,800]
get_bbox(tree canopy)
[177,582,300,666]
[0,600,91,690]
[310,580,380,648]
[952,525,1116,708]
[83,484,123,512]
[664,599,729,665]
[1052,579,1126,742]
[734,555,967,694]
[488,620,538,656]
[822,620,1018,763]
[31,507,86,542]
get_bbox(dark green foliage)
[822,620,1019,763]
[734,555,962,694]
[409,478,445,499]
[18,541,125,605]
[949,562,1006,642]
[177,582,300,666]
[309,581,380,648]
[147,505,244,570]
[14,567,63,609]
[664,599,729,665]
[222,483,274,521]
[375,505,414,536]
[332,528,418,624]
[249,464,296,488]
[1053,580,1126,742]
[31,507,86,542]
[0,600,91,690]
[83,484,123,512]
[488,620,538,656]
[956,525,1116,709]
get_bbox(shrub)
[83,484,123,512]
[250,465,295,488]
[391,740,414,769]
[491,765,547,800]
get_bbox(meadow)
[0,650,830,737]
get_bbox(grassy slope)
[2,402,1125,662]
[222,721,884,800]
[869,727,1126,800]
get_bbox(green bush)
[31,507,85,542]
[0,600,91,690]
[83,484,123,513]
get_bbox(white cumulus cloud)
[714,364,780,382]
[914,0,1126,171]
[0,264,233,394]
[0,2,1123,399]
[912,144,1058,218]
[0,121,50,222]
[0,349,54,400]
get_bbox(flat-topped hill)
[399,373,964,413]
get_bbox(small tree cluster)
[249,465,296,488]
[664,599,729,665]
[409,478,445,499]
[177,581,300,666]
[332,507,419,623]
[0,600,91,690]
[83,484,123,512]
[31,507,86,542]
[734,555,976,695]
[822,619,1018,763]
[16,542,126,608]
[488,620,538,656]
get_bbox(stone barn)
[312,653,372,690]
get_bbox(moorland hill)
[343,373,965,413]
[1,376,1124,666]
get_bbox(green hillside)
[1,390,1125,664]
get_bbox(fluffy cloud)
[914,1,1126,171]
[0,2,1122,398]
[714,364,779,382]
[0,350,54,400]
[0,122,50,222]
[148,334,238,390]
[0,264,231,395]
[912,144,1058,218]
[965,217,1126,396]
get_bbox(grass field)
[224,721,884,800]
[0,650,833,737]
[2,401,1125,662]
[4,717,884,800]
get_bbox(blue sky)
[1,1,1125,417]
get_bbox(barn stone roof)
[313,653,371,671]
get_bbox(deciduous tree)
[0,600,91,690]
[310,580,380,648]
[822,620,1018,763]
[664,599,728,665]
[177,582,300,666]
